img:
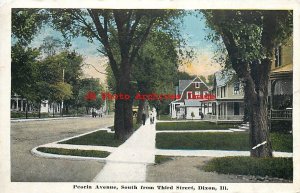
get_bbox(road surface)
[11,116,113,182]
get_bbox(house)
[169,76,213,119]
[268,37,293,124]
[11,93,62,115]
[205,70,245,122]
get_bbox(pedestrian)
[92,108,97,118]
[142,112,146,125]
[152,108,157,122]
[150,111,154,124]
[200,112,204,120]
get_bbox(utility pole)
[61,68,65,117]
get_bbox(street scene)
[10,8,293,185]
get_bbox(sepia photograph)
[1,0,299,193]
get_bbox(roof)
[184,99,201,107]
[215,70,235,87]
[271,64,293,74]
[179,80,193,93]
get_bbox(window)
[234,102,240,115]
[195,91,201,99]
[233,82,240,94]
[275,46,282,68]
[221,86,226,98]
[195,82,200,88]
[187,91,193,99]
[203,91,208,99]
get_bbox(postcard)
[0,0,299,193]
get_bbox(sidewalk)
[92,119,156,182]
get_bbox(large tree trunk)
[245,83,273,157]
[136,99,145,124]
[114,59,134,141]
[244,58,273,157]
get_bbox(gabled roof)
[179,80,193,93]
[171,76,209,103]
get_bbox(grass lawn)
[155,155,174,164]
[37,147,110,158]
[59,130,124,147]
[156,121,236,131]
[156,132,292,152]
[158,115,172,120]
[109,118,141,131]
[203,156,293,180]
[60,118,142,147]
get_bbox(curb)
[31,127,116,161]
[31,147,107,162]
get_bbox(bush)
[270,120,292,133]
[11,111,49,118]
[203,156,293,180]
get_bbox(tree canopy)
[202,10,292,157]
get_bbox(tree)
[11,43,41,118]
[77,78,103,114]
[11,10,83,118]
[132,32,179,123]
[203,10,292,157]
[49,9,185,140]
[206,74,214,86]
[40,36,64,56]
[50,82,73,116]
[12,9,49,118]
[12,9,49,46]
[173,71,195,85]
[36,50,83,116]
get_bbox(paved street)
[11,116,113,182]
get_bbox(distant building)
[170,76,213,119]
[205,70,244,122]
[269,37,293,123]
[11,93,62,115]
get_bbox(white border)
[1,1,300,193]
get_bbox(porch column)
[21,99,24,112]
[216,102,219,121]
[16,98,19,111]
[225,102,228,120]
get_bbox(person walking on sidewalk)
[142,112,146,125]
[149,111,153,124]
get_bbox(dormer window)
[275,46,282,68]
[233,82,240,94]
[195,82,200,88]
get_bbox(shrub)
[203,156,293,180]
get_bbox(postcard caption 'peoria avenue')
[73,184,229,191]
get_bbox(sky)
[30,11,222,83]
[179,13,222,77]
